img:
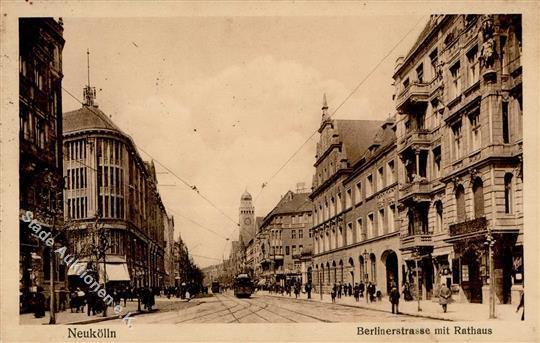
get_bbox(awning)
[68,262,88,276]
[98,263,131,282]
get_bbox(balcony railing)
[399,180,431,200]
[400,233,433,250]
[398,129,431,151]
[448,217,487,237]
[396,82,430,112]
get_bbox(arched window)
[472,177,484,218]
[504,173,513,214]
[435,201,443,232]
[455,185,466,222]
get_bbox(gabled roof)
[334,119,384,165]
[265,191,312,224]
[63,105,122,134]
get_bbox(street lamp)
[484,230,496,319]
[363,249,369,304]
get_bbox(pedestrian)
[294,284,300,299]
[354,283,360,302]
[70,289,78,313]
[402,282,412,301]
[305,283,312,299]
[59,287,67,311]
[33,286,46,318]
[86,290,96,316]
[338,283,342,299]
[516,290,524,321]
[331,284,337,303]
[438,282,452,313]
[359,281,365,298]
[76,287,85,313]
[348,283,353,297]
[389,282,400,314]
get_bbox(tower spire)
[321,93,328,120]
[83,49,96,106]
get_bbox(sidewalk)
[260,291,521,321]
[19,296,188,325]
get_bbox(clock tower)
[239,190,255,244]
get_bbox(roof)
[241,190,252,201]
[334,120,384,165]
[267,191,312,219]
[63,105,122,134]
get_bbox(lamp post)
[485,230,496,319]
[363,249,369,304]
[413,248,422,312]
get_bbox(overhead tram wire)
[165,207,229,240]
[61,85,239,231]
[252,15,428,204]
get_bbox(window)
[378,208,385,235]
[387,160,395,185]
[504,173,513,214]
[292,245,296,255]
[433,146,441,179]
[345,189,352,208]
[346,222,353,245]
[286,246,290,255]
[356,218,364,242]
[467,46,479,85]
[452,121,463,160]
[291,229,296,239]
[377,167,384,191]
[473,178,484,218]
[355,182,362,204]
[455,185,466,222]
[299,245,303,253]
[298,229,303,239]
[388,204,396,232]
[291,215,296,224]
[366,175,373,197]
[416,63,424,83]
[435,201,444,232]
[367,213,374,238]
[470,111,481,151]
[450,61,461,99]
[403,77,410,89]
[337,193,342,213]
[429,48,438,79]
[502,101,510,143]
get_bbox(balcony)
[396,82,430,113]
[398,129,432,153]
[448,217,487,238]
[400,234,433,251]
[399,180,431,203]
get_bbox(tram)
[233,274,253,298]
[211,281,220,294]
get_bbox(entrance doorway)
[383,250,399,294]
[461,249,483,303]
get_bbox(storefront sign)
[449,217,487,237]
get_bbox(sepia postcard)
[1,1,539,342]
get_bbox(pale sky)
[61,15,426,267]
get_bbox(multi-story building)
[19,18,65,312]
[257,189,313,287]
[62,84,167,289]
[310,95,401,295]
[163,214,176,287]
[393,14,522,304]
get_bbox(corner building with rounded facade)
[62,96,167,288]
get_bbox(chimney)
[296,182,306,193]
